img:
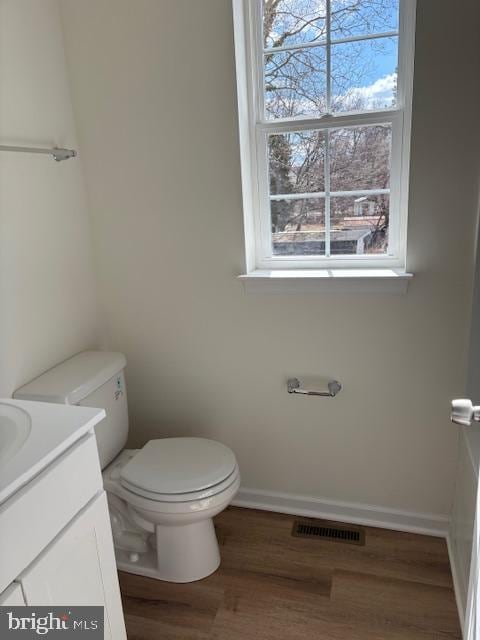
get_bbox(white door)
[450,415,480,639]
[18,492,126,640]
[451,219,480,639]
[466,509,480,640]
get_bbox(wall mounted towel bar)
[0,145,76,162]
[287,378,342,397]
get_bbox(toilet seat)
[104,448,241,517]
[121,463,240,503]
[120,437,237,496]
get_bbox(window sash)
[233,0,415,271]
[255,1,402,125]
[255,114,402,264]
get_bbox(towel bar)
[0,144,76,162]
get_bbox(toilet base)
[114,517,221,583]
[104,450,240,583]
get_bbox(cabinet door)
[18,492,126,640]
[0,583,25,606]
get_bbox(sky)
[331,36,398,108]
[353,73,396,107]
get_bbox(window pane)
[330,125,392,192]
[331,0,399,40]
[265,47,327,119]
[271,198,326,255]
[330,194,390,255]
[268,131,326,195]
[263,0,327,49]
[331,37,398,112]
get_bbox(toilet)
[14,351,240,583]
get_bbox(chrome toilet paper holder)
[287,378,342,397]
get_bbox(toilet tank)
[14,351,129,469]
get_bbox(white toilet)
[14,351,240,583]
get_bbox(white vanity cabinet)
[0,583,26,606]
[18,492,124,640]
[0,401,127,640]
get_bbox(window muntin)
[235,0,414,270]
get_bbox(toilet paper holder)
[287,378,342,397]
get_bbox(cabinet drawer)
[0,434,102,593]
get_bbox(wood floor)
[119,507,461,640]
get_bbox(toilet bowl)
[103,439,240,582]
[13,351,240,583]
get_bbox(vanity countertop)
[0,399,105,505]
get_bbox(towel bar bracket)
[0,144,76,162]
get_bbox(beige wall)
[0,0,98,396]
[60,0,480,518]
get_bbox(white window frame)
[233,0,416,275]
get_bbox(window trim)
[232,0,416,274]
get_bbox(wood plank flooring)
[119,506,461,640]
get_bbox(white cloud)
[350,73,396,107]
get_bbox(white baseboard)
[232,487,449,537]
[447,534,466,636]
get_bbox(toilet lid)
[120,464,239,503]
[120,437,237,495]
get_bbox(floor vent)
[292,519,365,546]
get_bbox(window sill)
[238,269,413,294]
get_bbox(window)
[233,0,416,275]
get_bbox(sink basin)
[0,399,105,506]
[0,403,31,465]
